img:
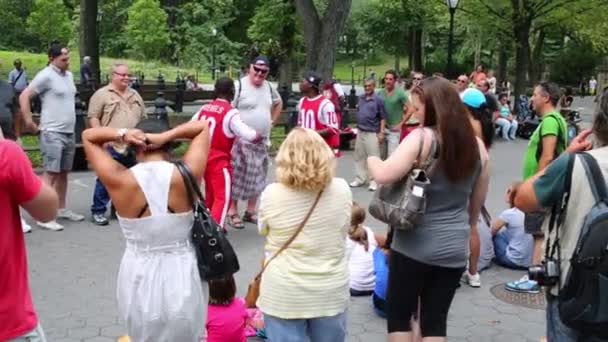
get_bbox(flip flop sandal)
[243,211,258,224]
[228,213,245,229]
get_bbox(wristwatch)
[117,128,128,142]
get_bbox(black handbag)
[174,161,240,280]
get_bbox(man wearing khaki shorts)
[20,42,85,231]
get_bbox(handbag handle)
[254,190,324,280]
[174,161,204,210]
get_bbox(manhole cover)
[490,284,546,310]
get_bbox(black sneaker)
[92,213,109,226]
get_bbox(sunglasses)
[413,77,422,81]
[253,66,269,75]
[113,72,130,78]
[458,79,468,83]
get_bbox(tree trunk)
[395,54,400,72]
[512,18,532,99]
[294,0,352,80]
[412,29,423,71]
[79,0,100,84]
[278,0,296,93]
[408,28,414,70]
[497,40,509,86]
[528,29,545,85]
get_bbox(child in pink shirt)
[204,274,248,342]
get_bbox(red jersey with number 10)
[298,95,339,148]
[195,99,237,164]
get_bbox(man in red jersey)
[0,127,59,341]
[191,77,261,228]
[297,71,339,152]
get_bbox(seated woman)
[492,183,533,270]
[82,119,210,342]
[257,128,352,342]
[346,202,384,296]
[495,93,519,140]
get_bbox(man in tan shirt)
[88,62,146,225]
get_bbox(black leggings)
[386,251,464,337]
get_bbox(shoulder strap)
[173,161,204,207]
[12,70,24,85]
[254,190,324,279]
[578,152,608,202]
[535,114,564,162]
[235,79,242,108]
[420,129,438,170]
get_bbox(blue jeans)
[493,230,527,270]
[264,311,347,342]
[90,146,136,215]
[495,118,518,139]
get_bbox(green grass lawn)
[333,53,400,84]
[0,50,219,83]
[1,49,397,86]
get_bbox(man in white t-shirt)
[227,56,282,229]
[589,76,597,96]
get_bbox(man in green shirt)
[507,81,568,294]
[377,70,408,156]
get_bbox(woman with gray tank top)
[368,77,490,341]
[82,119,211,341]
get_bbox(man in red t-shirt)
[191,77,261,228]
[297,71,339,152]
[0,133,58,341]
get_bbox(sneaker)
[37,220,64,231]
[505,275,540,294]
[349,180,365,188]
[465,272,481,288]
[368,181,378,191]
[92,213,109,226]
[21,219,32,233]
[57,209,85,222]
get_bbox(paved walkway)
[23,137,552,342]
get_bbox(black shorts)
[524,211,546,237]
[387,251,464,337]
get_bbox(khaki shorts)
[7,323,47,342]
[40,130,75,173]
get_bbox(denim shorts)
[545,294,606,342]
[7,323,47,342]
[264,311,347,342]
[40,130,75,173]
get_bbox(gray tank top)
[391,158,481,268]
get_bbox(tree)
[470,0,608,99]
[27,0,73,51]
[248,0,298,87]
[294,0,352,80]
[358,0,408,71]
[79,0,100,83]
[125,0,170,60]
[170,1,243,71]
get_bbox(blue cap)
[460,88,486,109]
[251,55,270,66]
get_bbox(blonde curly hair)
[276,128,335,192]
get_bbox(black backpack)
[555,152,608,338]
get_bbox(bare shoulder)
[475,137,490,165]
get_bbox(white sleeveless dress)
[116,161,207,342]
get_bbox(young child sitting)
[204,274,248,342]
[346,203,380,296]
[491,183,533,269]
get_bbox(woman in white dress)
[82,119,210,342]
